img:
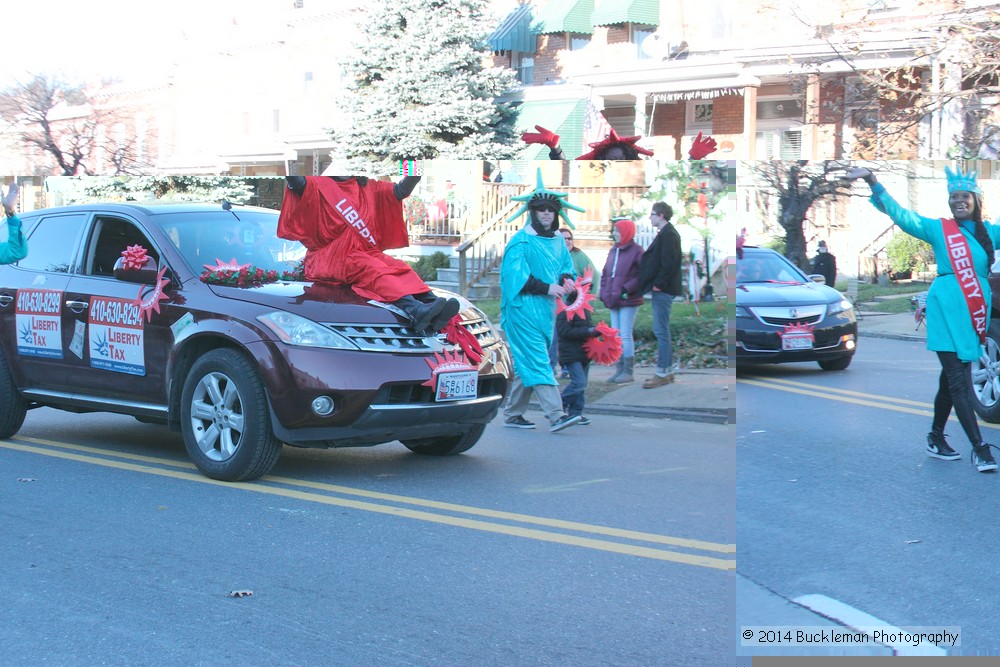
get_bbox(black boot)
[430,298,461,332]
[393,295,447,334]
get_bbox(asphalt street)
[2,405,733,666]
[737,335,1000,658]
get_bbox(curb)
[527,401,732,424]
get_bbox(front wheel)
[972,320,1000,423]
[180,349,282,481]
[401,423,486,456]
[0,346,26,439]
[818,355,853,371]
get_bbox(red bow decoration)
[442,315,484,365]
[582,321,622,365]
[577,128,654,160]
[120,244,150,271]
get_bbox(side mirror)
[808,274,826,284]
[113,256,162,285]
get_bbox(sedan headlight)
[827,298,854,316]
[257,312,358,349]
[735,305,752,318]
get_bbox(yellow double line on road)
[738,375,934,416]
[1,436,735,571]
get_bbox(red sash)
[941,218,987,344]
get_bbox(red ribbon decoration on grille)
[442,315,483,365]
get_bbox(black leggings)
[932,351,983,446]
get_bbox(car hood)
[207,281,474,324]
[736,281,841,306]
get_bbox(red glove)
[688,132,717,160]
[521,125,560,149]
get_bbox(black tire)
[972,320,1000,423]
[0,346,26,439]
[180,349,281,481]
[818,355,853,371]
[401,423,485,456]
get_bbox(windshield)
[151,210,306,275]
[737,252,807,284]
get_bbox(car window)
[84,216,161,277]
[737,253,805,284]
[152,210,305,274]
[19,213,88,274]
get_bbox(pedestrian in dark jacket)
[637,202,682,389]
[556,291,600,425]
[599,217,644,384]
[811,240,837,287]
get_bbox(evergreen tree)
[329,0,520,169]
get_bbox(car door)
[61,213,181,408]
[0,212,87,393]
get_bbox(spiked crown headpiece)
[508,169,587,229]
[945,165,982,196]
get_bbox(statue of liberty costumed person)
[500,170,587,433]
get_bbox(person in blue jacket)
[500,171,586,433]
[0,182,27,264]
[846,165,1000,472]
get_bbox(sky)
[0,0,254,87]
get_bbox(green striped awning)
[488,4,536,52]
[514,99,589,160]
[591,0,659,26]
[531,0,594,35]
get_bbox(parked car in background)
[0,202,511,481]
[735,246,857,370]
[971,274,1000,422]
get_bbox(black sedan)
[736,246,857,370]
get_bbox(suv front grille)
[325,312,500,354]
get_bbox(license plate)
[782,334,814,351]
[435,370,478,402]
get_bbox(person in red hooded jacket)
[599,217,644,384]
[278,175,459,335]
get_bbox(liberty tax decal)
[88,296,146,376]
[15,289,64,358]
[421,350,478,402]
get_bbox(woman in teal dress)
[847,165,1000,472]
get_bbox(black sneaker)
[578,417,591,426]
[972,443,998,473]
[504,416,535,429]
[549,414,582,433]
[926,431,961,460]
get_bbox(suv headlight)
[827,298,854,316]
[735,305,752,318]
[257,312,358,349]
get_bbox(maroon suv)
[0,202,510,480]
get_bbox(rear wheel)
[180,349,281,481]
[401,423,485,456]
[0,346,26,439]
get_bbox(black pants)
[932,351,982,447]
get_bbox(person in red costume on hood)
[521,126,717,161]
[278,174,459,334]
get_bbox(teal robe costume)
[870,182,1000,362]
[500,228,575,386]
[0,214,27,264]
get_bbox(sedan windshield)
[151,210,305,275]
[736,253,806,285]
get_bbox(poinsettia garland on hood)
[200,258,306,288]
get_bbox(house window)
[513,52,534,85]
[686,101,714,131]
[569,33,591,51]
[631,24,656,60]
[756,98,804,122]
[756,130,803,159]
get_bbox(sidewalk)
[530,362,733,425]
[856,309,928,342]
